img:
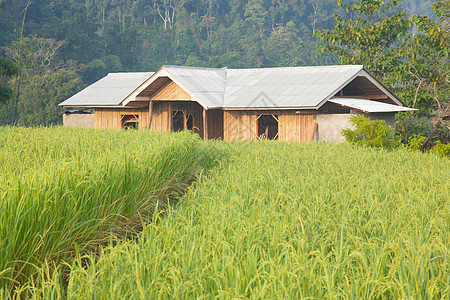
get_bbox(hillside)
[0,0,434,79]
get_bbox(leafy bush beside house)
[342,115,400,150]
[343,115,450,157]
[430,141,450,157]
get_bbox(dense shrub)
[396,114,450,145]
[406,134,426,151]
[344,116,449,158]
[342,115,400,149]
[430,140,450,157]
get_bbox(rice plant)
[13,140,448,299]
[0,127,217,291]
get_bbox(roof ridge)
[163,65,225,71]
[163,65,364,72]
[226,65,364,71]
[107,72,154,75]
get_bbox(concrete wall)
[315,114,354,142]
[314,112,397,142]
[63,114,95,128]
[368,113,396,129]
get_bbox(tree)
[397,0,449,114]
[16,70,84,126]
[315,0,449,142]
[0,36,84,126]
[3,36,83,79]
[244,0,268,38]
[314,0,412,79]
[265,21,304,66]
[0,57,18,105]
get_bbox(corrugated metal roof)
[164,66,226,108]
[223,65,363,108]
[59,72,154,106]
[60,66,413,112]
[329,98,417,113]
[160,65,364,109]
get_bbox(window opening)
[257,115,278,140]
[186,114,194,131]
[172,110,185,132]
[121,114,139,130]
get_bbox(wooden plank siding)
[150,81,191,101]
[224,111,258,141]
[224,110,315,142]
[150,101,205,138]
[150,102,171,132]
[278,113,314,142]
[95,108,149,130]
[207,109,224,139]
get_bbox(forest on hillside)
[0,0,443,129]
[0,0,434,76]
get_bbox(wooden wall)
[95,102,208,138]
[207,109,224,139]
[223,111,258,141]
[224,110,316,142]
[95,108,149,130]
[96,106,315,143]
[150,81,191,101]
[278,113,315,142]
[151,101,205,138]
[150,102,171,132]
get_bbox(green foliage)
[399,0,449,114]
[430,140,450,157]
[395,114,450,145]
[3,37,66,77]
[15,70,84,126]
[0,0,341,78]
[0,86,12,105]
[342,115,400,149]
[0,57,17,78]
[406,134,426,151]
[84,58,107,82]
[0,35,85,126]
[315,0,449,116]
[83,55,123,83]
[8,139,449,298]
[0,57,17,105]
[244,0,268,37]
[315,0,411,78]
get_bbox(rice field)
[1,128,449,298]
[0,127,221,292]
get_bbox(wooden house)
[60,65,415,142]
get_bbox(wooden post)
[203,108,208,140]
[148,100,153,130]
[311,122,318,142]
[168,103,172,132]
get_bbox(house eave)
[223,106,318,111]
[62,105,125,108]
